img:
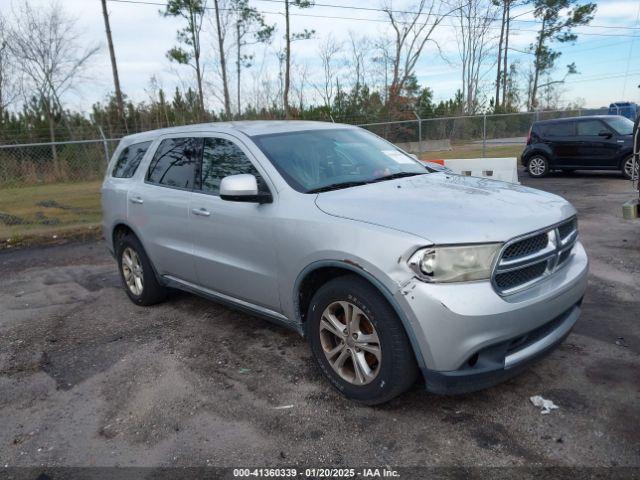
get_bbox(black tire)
[526,155,549,178]
[621,156,637,180]
[115,233,167,306]
[306,274,418,405]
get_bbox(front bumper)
[394,241,588,394]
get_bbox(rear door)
[102,140,152,250]
[188,134,281,311]
[575,119,620,168]
[127,136,201,282]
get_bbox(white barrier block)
[441,157,519,184]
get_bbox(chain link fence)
[2,107,632,241]
[0,108,610,188]
[0,139,119,187]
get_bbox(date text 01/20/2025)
[232,468,400,477]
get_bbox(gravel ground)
[0,169,638,469]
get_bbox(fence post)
[414,111,422,154]
[482,114,487,158]
[98,126,110,164]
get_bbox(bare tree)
[372,40,393,104]
[211,0,233,117]
[501,0,512,109]
[455,0,497,113]
[163,0,207,118]
[382,0,460,102]
[493,0,505,109]
[100,0,126,128]
[0,13,20,119]
[231,0,274,116]
[283,0,314,117]
[347,32,371,92]
[9,1,99,172]
[291,61,309,112]
[314,35,342,110]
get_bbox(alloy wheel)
[319,301,382,385]
[624,157,638,180]
[121,247,144,296]
[528,157,547,176]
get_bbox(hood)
[314,173,576,244]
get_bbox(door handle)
[129,196,144,205]
[191,207,211,217]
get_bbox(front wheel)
[622,156,638,180]
[307,275,418,405]
[527,155,549,178]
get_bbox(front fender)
[293,259,428,371]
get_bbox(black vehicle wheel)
[622,156,638,180]
[307,274,418,405]
[527,155,549,178]
[115,233,167,306]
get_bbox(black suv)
[521,115,636,179]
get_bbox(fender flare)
[294,260,427,371]
[110,220,166,286]
[523,148,551,164]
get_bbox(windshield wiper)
[366,171,426,184]
[307,172,427,193]
[307,181,369,193]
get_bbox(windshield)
[604,116,634,135]
[252,128,428,193]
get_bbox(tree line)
[0,0,596,145]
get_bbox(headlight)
[408,244,502,283]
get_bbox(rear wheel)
[622,156,638,180]
[527,155,549,178]
[115,233,167,306]
[307,275,418,405]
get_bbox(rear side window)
[199,138,265,195]
[146,137,202,189]
[112,141,151,178]
[576,120,606,136]
[540,122,574,137]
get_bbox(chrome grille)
[558,217,577,241]
[502,232,548,260]
[495,262,548,290]
[492,217,578,295]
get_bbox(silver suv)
[102,121,588,404]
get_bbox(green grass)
[419,144,523,161]
[0,181,102,241]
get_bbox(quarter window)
[146,137,202,189]
[200,138,265,195]
[112,141,151,178]
[541,122,574,137]
[577,120,606,136]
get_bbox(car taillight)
[526,127,532,145]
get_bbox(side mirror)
[219,174,272,204]
[598,130,613,138]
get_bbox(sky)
[1,0,640,114]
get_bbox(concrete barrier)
[423,157,519,184]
